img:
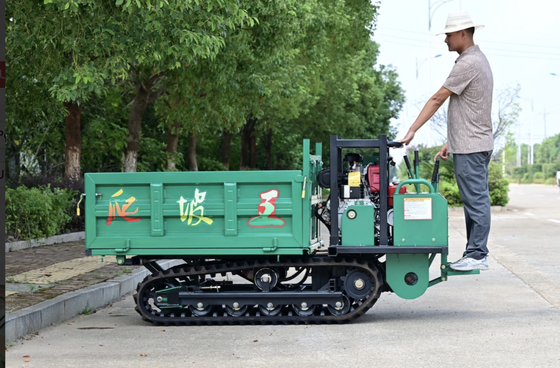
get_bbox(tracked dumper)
[82,136,478,325]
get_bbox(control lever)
[431,160,440,193]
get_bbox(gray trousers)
[453,151,492,260]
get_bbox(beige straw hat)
[437,10,484,35]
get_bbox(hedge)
[437,161,509,207]
[5,185,77,241]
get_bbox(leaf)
[116,0,124,5]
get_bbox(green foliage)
[521,173,533,184]
[438,181,463,207]
[535,134,560,164]
[401,149,509,207]
[501,133,560,183]
[6,0,405,179]
[436,162,509,207]
[198,157,228,172]
[6,186,76,241]
[532,172,545,184]
[136,137,169,172]
[542,163,560,179]
[488,162,509,206]
[512,166,526,178]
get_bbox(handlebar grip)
[387,141,404,148]
[431,160,440,184]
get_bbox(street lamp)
[428,0,456,31]
[416,54,442,79]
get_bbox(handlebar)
[387,141,404,148]
[395,179,435,195]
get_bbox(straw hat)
[437,10,484,35]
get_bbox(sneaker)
[450,256,489,271]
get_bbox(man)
[398,11,493,271]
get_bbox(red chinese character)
[107,189,140,225]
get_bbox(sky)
[373,0,560,153]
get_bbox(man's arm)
[398,86,453,145]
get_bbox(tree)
[7,1,129,181]
[153,0,316,171]
[493,84,522,147]
[7,0,254,179]
[535,133,560,164]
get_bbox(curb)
[5,259,184,343]
[5,232,86,253]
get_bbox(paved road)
[6,184,560,368]
[480,184,560,308]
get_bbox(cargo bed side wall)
[85,170,314,257]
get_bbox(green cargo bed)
[84,142,323,257]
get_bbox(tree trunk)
[240,117,257,170]
[166,120,181,170]
[187,132,198,171]
[64,101,82,182]
[124,80,153,172]
[262,129,273,170]
[249,130,257,169]
[221,131,231,170]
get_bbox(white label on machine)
[403,197,432,220]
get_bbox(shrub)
[521,173,533,184]
[198,157,227,171]
[488,162,509,206]
[542,163,560,179]
[439,181,463,207]
[5,185,75,241]
[529,164,543,174]
[545,177,558,185]
[437,161,509,207]
[532,172,545,184]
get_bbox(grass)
[81,303,94,315]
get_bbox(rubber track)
[133,257,383,325]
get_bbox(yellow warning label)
[403,197,432,220]
[348,171,361,187]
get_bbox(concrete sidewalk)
[5,256,183,343]
[5,233,184,342]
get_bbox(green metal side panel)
[84,142,323,257]
[341,205,375,246]
[392,193,448,247]
[386,253,429,299]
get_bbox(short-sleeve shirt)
[443,45,494,154]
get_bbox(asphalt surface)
[5,184,560,367]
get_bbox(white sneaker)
[450,256,489,271]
